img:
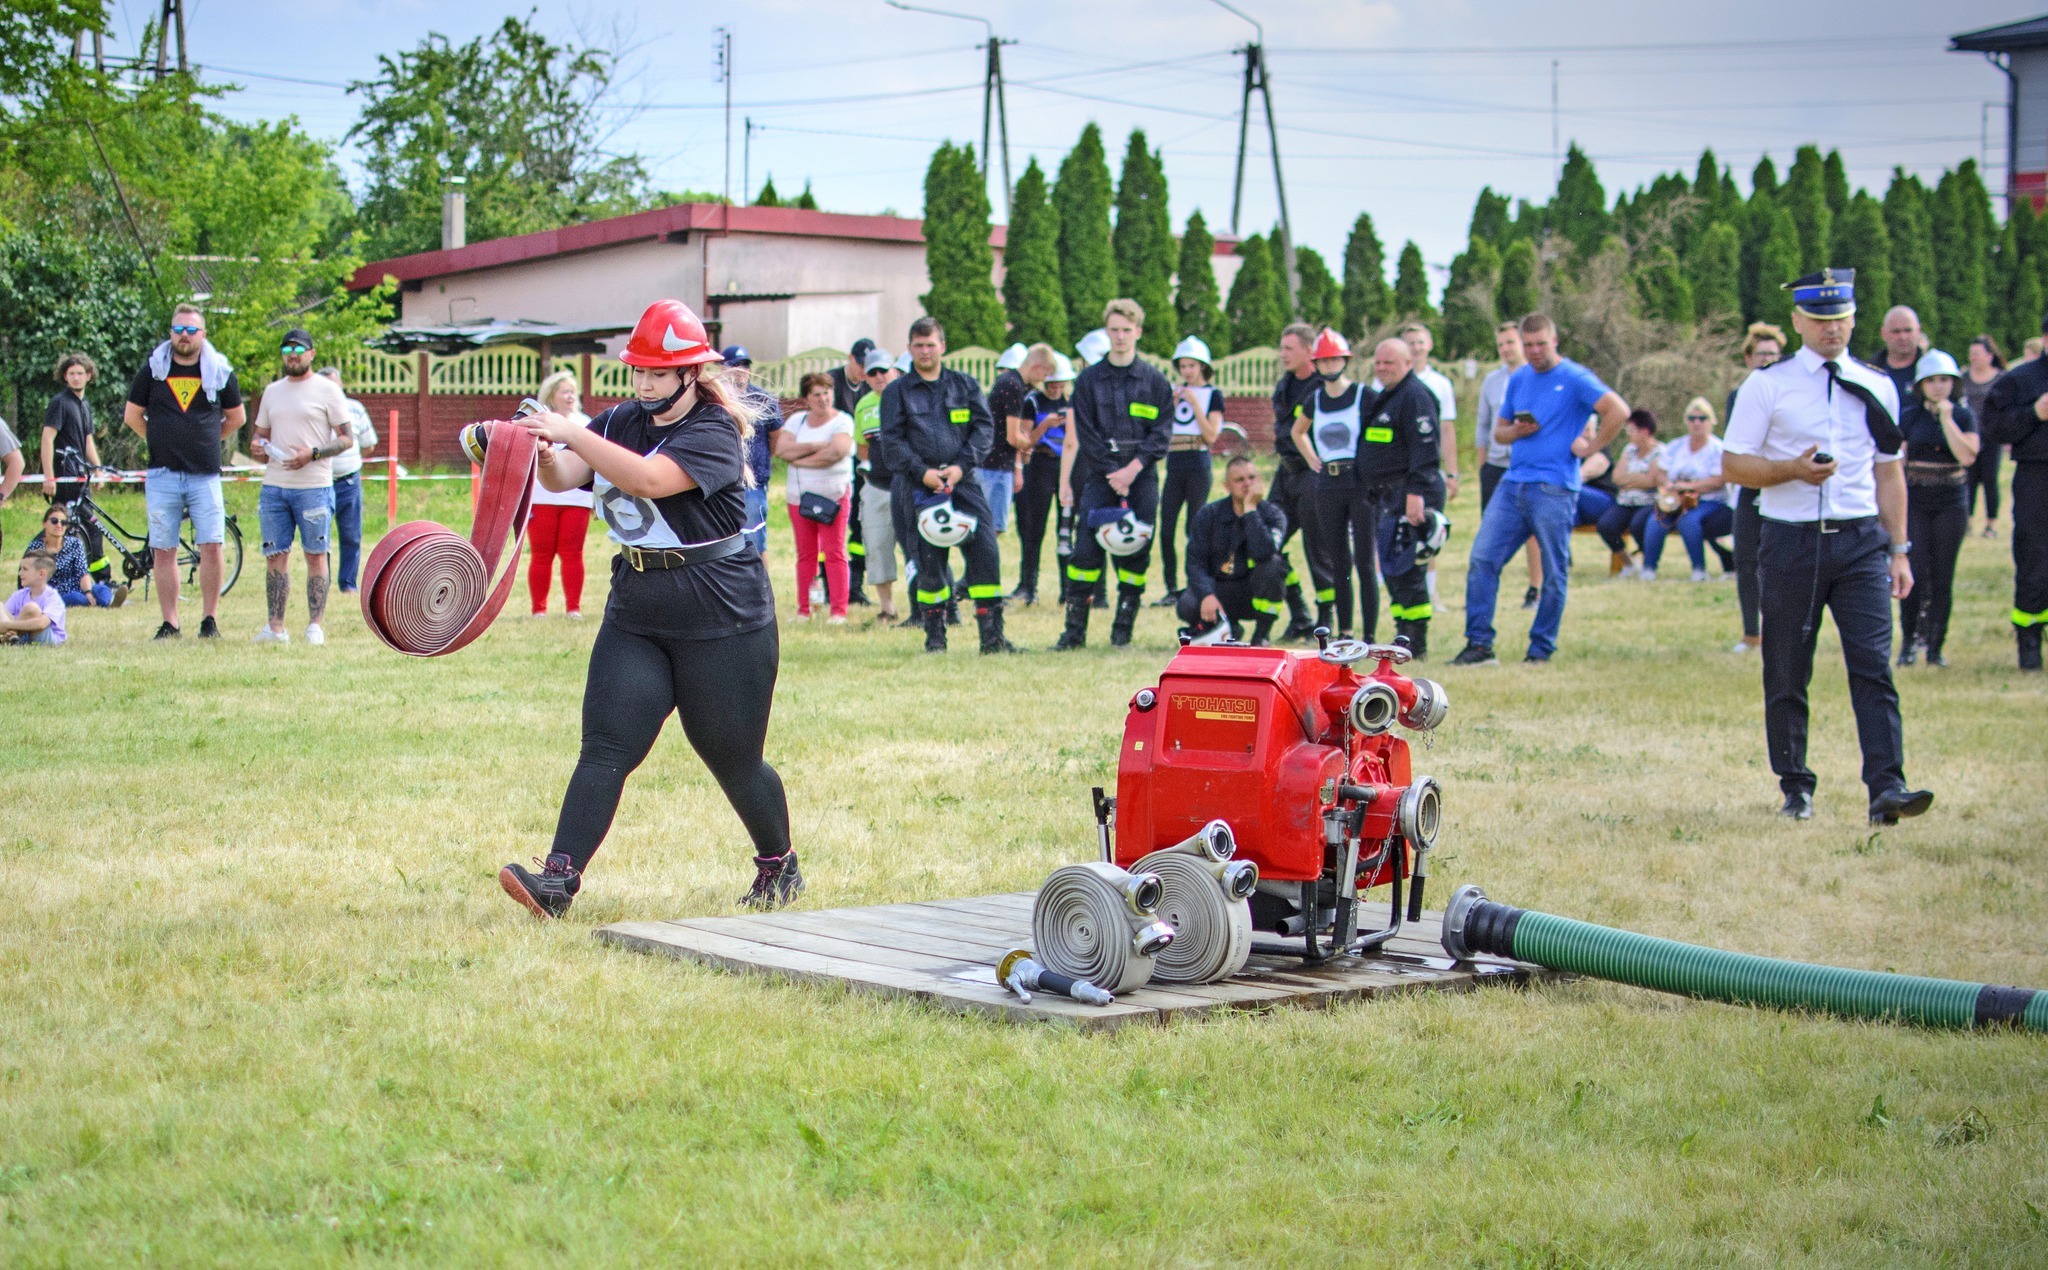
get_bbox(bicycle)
[53,448,245,599]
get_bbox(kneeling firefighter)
[879,315,1018,654]
[1055,299,1175,649]
[1177,454,1288,644]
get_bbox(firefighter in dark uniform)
[1984,310,2048,671]
[832,338,876,605]
[1270,322,1327,640]
[1177,455,1288,645]
[1054,299,1174,649]
[878,317,1015,655]
[1362,338,1446,657]
[1723,269,1934,825]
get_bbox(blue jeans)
[1574,485,1614,527]
[1642,500,1735,572]
[743,486,769,554]
[259,484,335,556]
[145,468,225,549]
[333,472,364,589]
[1465,479,1577,658]
[61,583,115,608]
[973,466,1014,533]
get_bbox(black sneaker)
[1151,589,1180,608]
[848,589,873,606]
[153,621,181,640]
[499,853,581,919]
[198,616,221,639]
[1449,644,1498,666]
[1523,652,1551,664]
[740,851,804,910]
[1780,790,1814,821]
[1522,586,1540,610]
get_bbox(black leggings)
[1968,442,2003,522]
[1157,452,1213,592]
[1015,449,1061,594]
[1900,482,1968,654]
[551,620,789,870]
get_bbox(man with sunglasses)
[27,507,124,608]
[124,303,245,639]
[251,328,353,646]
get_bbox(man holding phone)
[1453,312,1629,665]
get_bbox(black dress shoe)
[1779,791,1813,821]
[1868,787,1934,826]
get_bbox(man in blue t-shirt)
[1453,312,1630,664]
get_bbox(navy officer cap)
[1783,268,1855,319]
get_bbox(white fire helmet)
[1095,509,1155,558]
[1171,335,1213,367]
[1045,352,1077,383]
[1076,328,1110,367]
[1412,508,1452,564]
[996,342,1028,371]
[917,498,979,548]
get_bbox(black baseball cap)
[850,338,876,361]
[280,328,314,349]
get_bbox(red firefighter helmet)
[1309,327,1351,361]
[620,299,722,368]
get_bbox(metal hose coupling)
[1033,863,1175,994]
[997,948,1116,1006]
[1163,819,1238,863]
[1400,676,1450,731]
[1348,680,1401,735]
[1133,847,1258,985]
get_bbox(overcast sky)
[99,0,2042,285]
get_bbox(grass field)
[3,472,2045,1266]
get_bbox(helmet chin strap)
[645,366,698,418]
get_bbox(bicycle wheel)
[179,516,244,597]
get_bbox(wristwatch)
[1888,540,1912,556]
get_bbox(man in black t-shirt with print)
[123,303,245,639]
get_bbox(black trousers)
[1478,462,1507,510]
[2014,462,2048,627]
[1175,554,1286,628]
[1269,462,1331,602]
[552,618,789,870]
[1157,451,1213,592]
[846,464,866,571]
[1899,481,1967,654]
[1304,467,1380,637]
[1015,448,1061,595]
[1734,486,1762,638]
[1068,465,1159,594]
[896,477,1002,607]
[1759,519,1906,800]
[51,479,112,582]
[1967,442,2002,522]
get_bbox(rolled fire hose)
[1133,820,1258,984]
[1442,886,2048,1033]
[361,419,538,656]
[1032,862,1176,994]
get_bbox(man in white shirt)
[1723,268,1933,827]
[252,329,353,645]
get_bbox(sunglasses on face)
[1685,414,1709,422]
[171,324,203,335]
[280,344,310,355]
[45,516,69,527]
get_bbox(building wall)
[2016,48,2048,204]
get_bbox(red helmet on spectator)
[620,300,722,368]
[1309,328,1351,361]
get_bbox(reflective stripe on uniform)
[967,583,1004,599]
[1116,568,1147,588]
[1315,587,1336,603]
[2015,607,2048,628]
[847,541,865,557]
[916,587,951,605]
[1363,426,1394,443]
[1251,597,1281,615]
[1067,564,1103,583]
[1389,602,1433,620]
[1284,569,1299,587]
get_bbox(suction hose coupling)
[1440,885,2048,1033]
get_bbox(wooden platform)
[596,892,1559,1030]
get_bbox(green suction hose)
[1441,886,2048,1033]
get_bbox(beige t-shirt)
[255,373,351,489]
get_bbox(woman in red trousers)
[528,370,594,616]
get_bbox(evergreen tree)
[1753,202,1802,331]
[1930,164,1989,354]
[1688,221,1742,323]
[1551,143,1610,255]
[1294,246,1343,329]
[1174,209,1228,355]
[919,142,1005,348]
[754,175,781,207]
[1469,187,1511,243]
[1111,128,1175,354]
[1638,245,1694,325]
[1823,150,1849,218]
[1392,240,1435,320]
[1830,191,1892,359]
[793,180,818,210]
[1738,189,1778,322]
[1053,122,1117,341]
[2005,198,2043,353]
[1692,148,1721,205]
[1497,238,1539,323]
[1441,236,1502,355]
[1883,169,1938,336]
[1340,212,1392,339]
[1782,145,1833,272]
[1751,155,1779,201]
[1226,233,1285,350]
[1001,158,1068,349]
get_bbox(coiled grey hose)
[1134,821,1258,984]
[1033,863,1175,994]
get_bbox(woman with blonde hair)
[1639,395,1732,582]
[527,369,594,616]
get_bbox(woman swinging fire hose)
[498,299,799,919]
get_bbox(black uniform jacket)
[1272,370,1320,464]
[1355,371,1443,498]
[1184,497,1288,599]
[1986,358,2048,464]
[1071,356,1174,472]
[878,367,994,480]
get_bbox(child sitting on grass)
[2,552,67,646]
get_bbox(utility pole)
[885,1,1014,220]
[1214,0,1297,307]
[744,117,754,204]
[154,0,188,77]
[1551,59,1560,186]
[712,27,733,206]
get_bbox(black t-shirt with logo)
[127,359,243,475]
[588,398,776,642]
[983,369,1029,471]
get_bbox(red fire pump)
[1106,634,1448,959]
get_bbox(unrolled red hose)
[361,421,537,656]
